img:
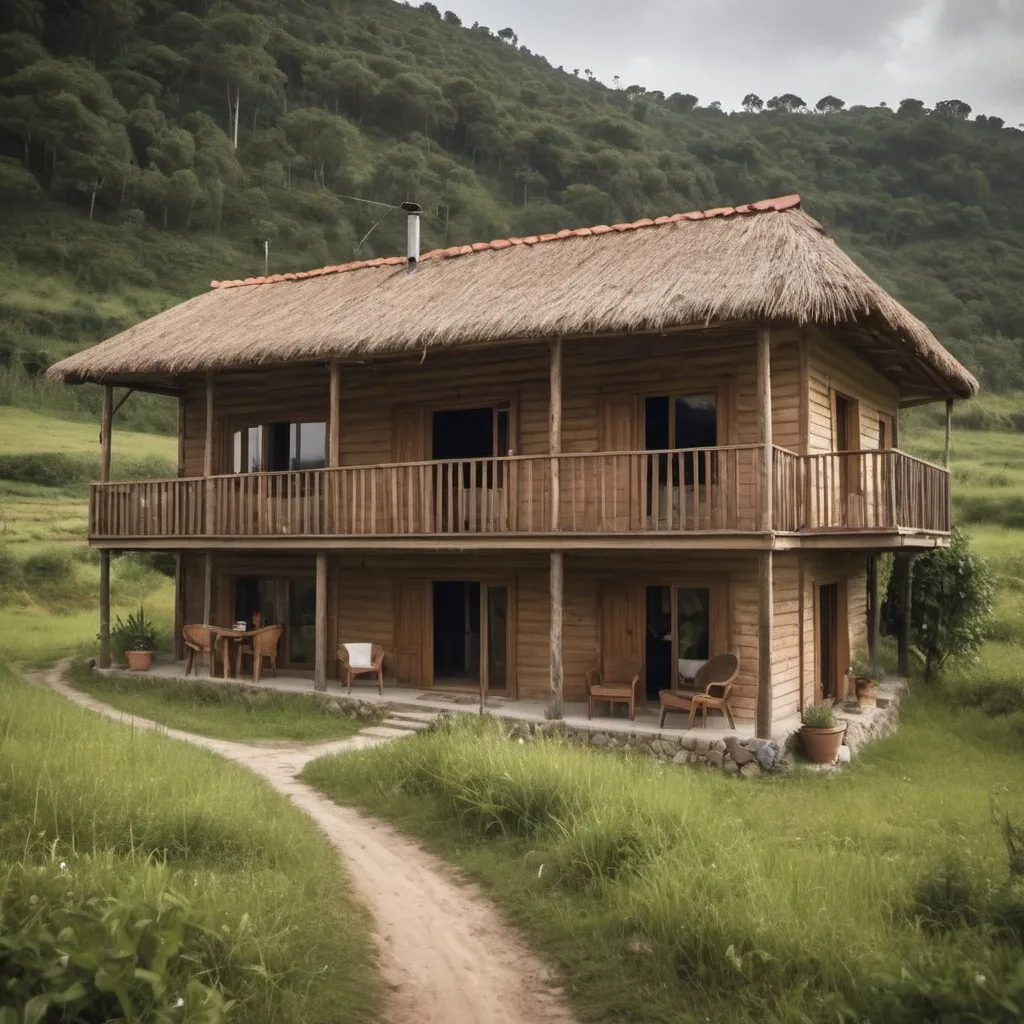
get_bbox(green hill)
[2,0,1024,434]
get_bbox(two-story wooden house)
[49,194,976,736]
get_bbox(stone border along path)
[39,664,577,1024]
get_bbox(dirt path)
[41,666,576,1024]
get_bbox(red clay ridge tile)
[209,195,801,287]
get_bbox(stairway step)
[388,710,442,724]
[360,725,419,740]
[382,717,431,732]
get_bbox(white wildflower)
[59,861,67,872]
[57,955,69,968]
[175,998,185,1008]
[975,974,986,985]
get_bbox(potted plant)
[112,606,157,671]
[848,650,880,708]
[800,703,847,764]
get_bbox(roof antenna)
[401,201,422,267]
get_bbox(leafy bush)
[952,676,1024,716]
[22,549,73,585]
[1,864,230,1023]
[112,605,157,654]
[0,451,176,488]
[801,704,837,728]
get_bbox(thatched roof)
[48,194,977,401]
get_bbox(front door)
[395,580,430,686]
[600,582,643,671]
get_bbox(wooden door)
[395,580,430,687]
[833,393,863,526]
[392,407,428,534]
[599,394,640,531]
[599,582,643,671]
[490,402,517,532]
[815,580,849,701]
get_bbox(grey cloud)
[447,0,1023,122]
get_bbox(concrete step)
[381,717,432,732]
[359,725,421,740]
[388,710,442,724]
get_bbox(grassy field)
[303,694,1024,1023]
[0,661,382,1021]
[67,666,367,743]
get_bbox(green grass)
[0,406,175,460]
[1,661,382,1021]
[67,666,367,743]
[302,678,1024,1024]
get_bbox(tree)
[767,94,806,113]
[815,95,845,113]
[934,98,972,121]
[443,10,461,26]
[666,92,698,113]
[908,528,994,681]
[742,93,763,112]
[496,27,517,47]
[897,97,927,117]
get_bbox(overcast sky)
[443,0,1023,124]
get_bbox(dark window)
[267,422,326,471]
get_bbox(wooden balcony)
[89,446,950,548]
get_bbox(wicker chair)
[658,653,739,729]
[337,643,385,694]
[183,624,217,677]
[586,655,642,721]
[236,625,283,683]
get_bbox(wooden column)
[177,395,186,477]
[895,553,912,678]
[98,385,113,668]
[328,361,342,466]
[173,553,184,660]
[943,398,953,468]
[203,373,214,535]
[202,552,213,627]
[756,550,773,739]
[549,338,563,532]
[757,323,773,532]
[867,555,880,677]
[314,552,328,692]
[549,551,564,719]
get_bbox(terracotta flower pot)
[854,677,878,708]
[800,723,846,764]
[126,650,153,671]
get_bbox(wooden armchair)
[237,625,283,683]
[659,652,739,729]
[338,643,384,694]
[183,624,217,677]
[586,655,642,721]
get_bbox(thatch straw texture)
[47,199,977,397]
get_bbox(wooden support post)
[867,555,880,677]
[756,550,773,739]
[549,551,564,719]
[202,552,213,627]
[173,553,184,660]
[99,550,111,668]
[203,373,214,535]
[314,552,328,692]
[944,398,953,468]
[328,361,342,467]
[757,323,773,532]
[895,552,912,678]
[549,338,563,532]
[177,395,186,478]
[98,385,113,668]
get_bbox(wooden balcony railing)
[89,446,950,542]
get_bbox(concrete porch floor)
[109,658,803,743]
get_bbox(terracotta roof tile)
[210,194,803,289]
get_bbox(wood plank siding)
[95,326,950,545]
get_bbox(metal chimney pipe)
[401,201,422,266]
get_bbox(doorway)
[233,576,314,670]
[643,585,712,700]
[431,580,511,693]
[835,393,862,523]
[432,405,512,531]
[817,581,841,700]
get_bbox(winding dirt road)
[43,667,576,1024]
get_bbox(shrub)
[801,704,836,728]
[908,857,987,933]
[22,549,73,585]
[2,864,230,1022]
[112,605,157,654]
[952,676,1024,716]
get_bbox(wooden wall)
[178,328,806,476]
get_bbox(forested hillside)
[2,0,1023,431]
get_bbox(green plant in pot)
[800,703,847,764]
[849,649,880,708]
[112,606,157,671]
